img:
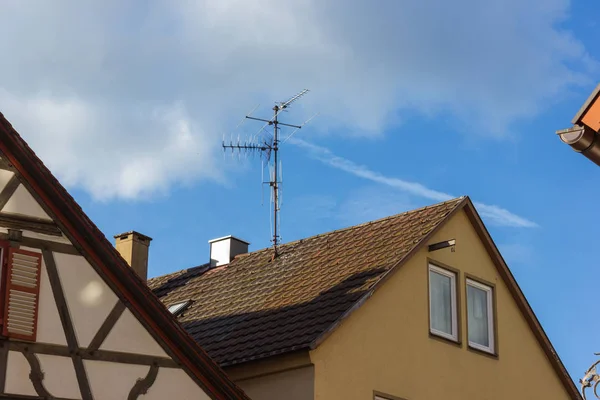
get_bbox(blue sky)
[1,0,599,385]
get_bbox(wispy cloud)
[0,0,593,200]
[291,138,538,228]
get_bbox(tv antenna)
[223,89,317,256]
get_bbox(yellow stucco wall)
[235,366,314,400]
[309,209,571,400]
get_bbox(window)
[428,264,458,341]
[0,247,42,342]
[466,278,494,353]
[168,300,192,317]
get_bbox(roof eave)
[461,199,581,400]
[572,83,600,126]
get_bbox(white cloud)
[291,137,538,228]
[1,91,218,200]
[0,0,594,199]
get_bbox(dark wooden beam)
[82,349,177,368]
[43,250,93,400]
[21,352,51,398]
[0,176,21,211]
[0,159,15,172]
[0,214,61,236]
[88,301,126,352]
[128,364,159,400]
[0,233,78,255]
[0,341,8,394]
[7,342,70,357]
[0,394,79,400]
[6,342,178,368]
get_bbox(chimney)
[114,231,152,280]
[209,235,249,267]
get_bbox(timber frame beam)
[43,250,93,400]
[0,394,78,400]
[4,342,178,368]
[0,232,77,255]
[0,214,61,236]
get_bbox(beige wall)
[309,209,571,400]
[236,366,314,400]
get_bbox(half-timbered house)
[0,112,249,399]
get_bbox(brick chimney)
[114,231,152,280]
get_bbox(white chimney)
[209,235,249,267]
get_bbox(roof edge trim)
[309,196,469,350]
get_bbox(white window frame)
[428,264,458,342]
[466,278,495,353]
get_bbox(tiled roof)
[148,197,466,366]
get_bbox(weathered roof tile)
[148,197,465,366]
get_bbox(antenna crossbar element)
[276,121,302,129]
[279,89,309,109]
[223,143,269,151]
[246,116,274,124]
[224,89,312,257]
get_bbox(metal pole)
[273,105,279,255]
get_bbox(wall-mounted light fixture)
[428,239,456,253]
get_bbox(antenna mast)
[223,89,314,256]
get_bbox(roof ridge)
[149,196,466,282]
[240,196,466,256]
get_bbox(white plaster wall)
[2,184,52,220]
[101,308,167,357]
[144,367,211,400]
[0,170,13,191]
[37,354,80,399]
[30,249,68,346]
[84,360,149,399]
[54,252,118,347]
[5,351,37,397]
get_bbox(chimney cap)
[208,235,250,245]
[114,231,153,241]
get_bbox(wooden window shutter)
[2,248,42,341]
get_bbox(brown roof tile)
[148,197,465,366]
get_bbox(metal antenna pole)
[222,89,316,257]
[272,105,280,253]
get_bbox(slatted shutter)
[2,248,41,341]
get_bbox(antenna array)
[223,89,316,256]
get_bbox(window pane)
[430,270,452,335]
[467,284,489,347]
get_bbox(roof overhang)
[557,83,600,166]
[571,83,600,129]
